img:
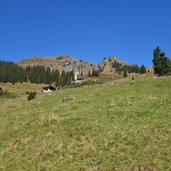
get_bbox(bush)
[27,92,37,101]
[0,89,3,96]
[0,89,9,96]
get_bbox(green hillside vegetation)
[111,61,143,75]
[0,61,74,87]
[153,46,171,76]
[18,55,149,79]
[0,88,16,98]
[0,76,171,170]
[17,56,99,77]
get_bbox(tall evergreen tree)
[54,69,60,87]
[45,67,51,84]
[92,69,99,77]
[152,46,171,76]
[123,69,128,77]
[88,70,91,77]
[59,70,66,87]
[140,65,146,74]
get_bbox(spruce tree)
[140,65,146,74]
[88,70,91,77]
[123,69,127,77]
[152,46,171,76]
[45,67,51,84]
[54,69,60,87]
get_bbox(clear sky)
[0,0,171,66]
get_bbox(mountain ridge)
[17,55,133,76]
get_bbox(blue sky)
[0,0,171,66]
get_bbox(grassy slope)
[0,77,171,171]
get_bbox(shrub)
[0,89,3,96]
[0,89,9,96]
[27,92,37,101]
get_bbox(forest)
[0,61,74,86]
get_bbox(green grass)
[0,76,171,170]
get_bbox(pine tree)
[88,70,91,77]
[45,67,51,84]
[123,69,127,77]
[140,65,146,74]
[152,46,171,76]
[92,69,99,77]
[59,70,67,87]
[54,69,60,87]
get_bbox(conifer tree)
[152,46,171,76]
[88,70,91,77]
[140,65,146,74]
[54,69,60,87]
[45,67,51,84]
[123,69,127,77]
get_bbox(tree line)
[112,61,147,75]
[87,69,100,77]
[0,61,74,87]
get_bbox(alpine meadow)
[1,1,171,170]
[0,76,171,171]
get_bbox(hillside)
[17,55,144,77]
[18,55,98,75]
[0,76,171,170]
[98,56,130,74]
